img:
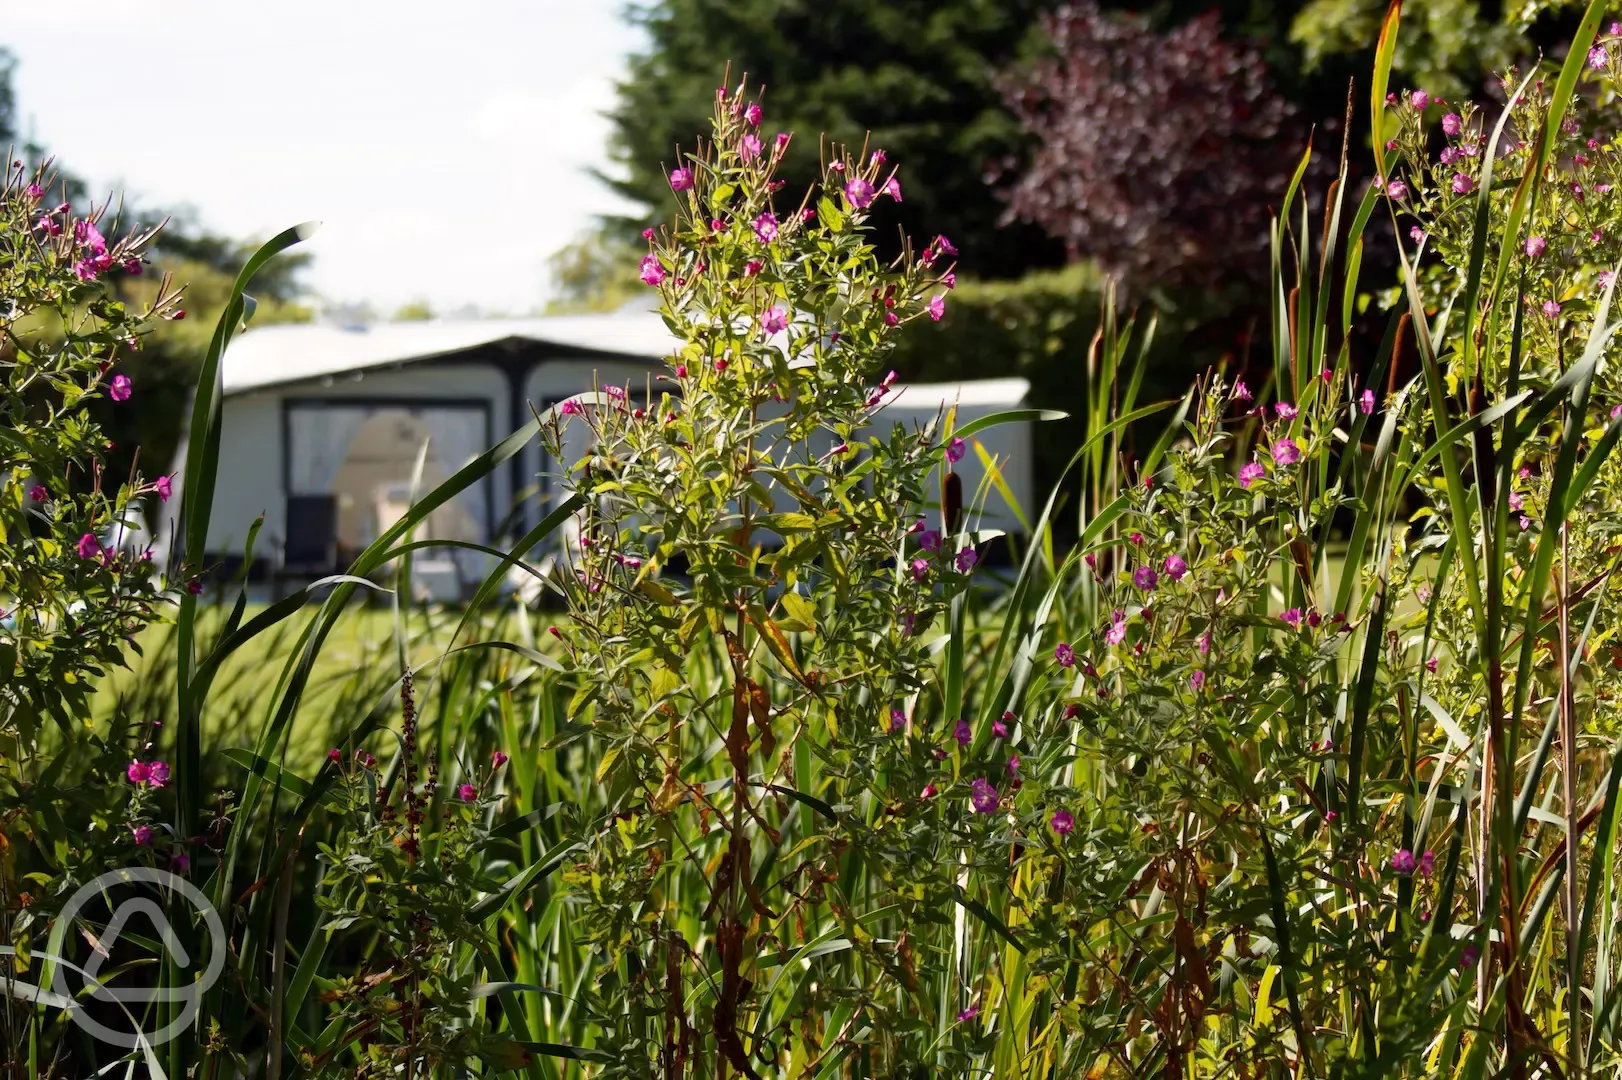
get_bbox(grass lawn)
[93,597,546,769]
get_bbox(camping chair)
[279,494,338,595]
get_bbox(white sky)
[1,0,645,314]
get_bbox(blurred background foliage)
[0,0,1596,507]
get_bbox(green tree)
[605,0,1066,280]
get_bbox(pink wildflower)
[760,306,789,335]
[458,783,478,802]
[946,437,965,463]
[1360,389,1376,414]
[844,177,876,209]
[1239,462,1265,488]
[1410,90,1429,110]
[1272,439,1301,466]
[1133,565,1158,591]
[753,211,779,243]
[882,177,902,202]
[744,103,762,126]
[1233,380,1252,402]
[969,777,998,813]
[928,294,945,321]
[955,547,978,573]
[1055,642,1075,668]
[147,762,169,787]
[1452,173,1475,194]
[109,374,132,401]
[28,484,47,502]
[1525,235,1546,258]
[955,719,972,747]
[1281,608,1303,629]
[1442,113,1462,136]
[740,134,762,160]
[1543,299,1562,318]
[1050,809,1074,835]
[1163,554,1187,581]
[1386,179,1408,200]
[1391,849,1416,874]
[127,761,151,784]
[639,254,665,286]
[669,167,693,191]
[77,533,101,560]
[1275,401,1297,419]
[911,557,929,582]
[132,826,152,846]
[1190,670,1206,691]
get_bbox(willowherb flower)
[1360,389,1376,414]
[36,214,60,236]
[969,777,998,813]
[956,1005,980,1022]
[992,712,1011,738]
[132,825,152,846]
[1105,612,1127,645]
[1054,641,1075,668]
[1509,490,1523,511]
[919,528,941,552]
[1410,226,1426,244]
[1391,849,1416,874]
[1419,849,1435,876]
[559,399,584,417]
[844,177,876,209]
[1275,401,1297,419]
[1591,44,1609,68]
[753,211,779,243]
[1543,299,1562,318]
[761,306,789,335]
[639,254,665,286]
[1410,89,1429,110]
[1239,462,1265,488]
[1232,380,1252,402]
[458,783,478,802]
[740,133,762,160]
[1280,608,1303,629]
[1050,809,1074,835]
[127,761,151,784]
[1385,179,1408,201]
[1190,670,1206,691]
[882,177,902,202]
[889,708,906,733]
[1442,112,1462,136]
[669,167,693,192]
[1163,553,1187,581]
[124,258,142,275]
[954,719,971,747]
[28,484,47,502]
[744,102,762,126]
[23,182,41,199]
[77,533,101,560]
[1197,632,1211,655]
[920,783,938,800]
[1271,439,1300,466]
[955,547,978,573]
[910,557,929,582]
[1525,235,1546,258]
[1133,565,1158,591]
[928,294,945,321]
[1005,753,1020,778]
[946,436,965,463]
[1452,173,1475,195]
